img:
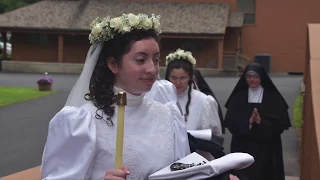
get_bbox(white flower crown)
[165,49,196,66]
[88,13,161,44]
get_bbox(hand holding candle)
[115,91,127,169]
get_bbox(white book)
[187,129,212,141]
[149,152,254,180]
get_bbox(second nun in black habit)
[224,63,291,180]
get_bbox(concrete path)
[0,72,76,177]
[0,72,302,178]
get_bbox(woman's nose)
[145,60,157,74]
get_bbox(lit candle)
[115,91,127,169]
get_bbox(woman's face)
[169,68,190,94]
[246,72,261,88]
[110,38,160,95]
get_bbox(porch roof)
[227,12,245,27]
[0,0,243,35]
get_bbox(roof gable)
[0,0,242,34]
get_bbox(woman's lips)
[141,78,155,84]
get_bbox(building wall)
[241,0,320,73]
[133,0,320,72]
[11,33,90,63]
[9,0,239,69]
[11,32,237,68]
[63,34,90,63]
[224,28,240,51]
[160,38,218,68]
[11,0,320,72]
[12,32,57,62]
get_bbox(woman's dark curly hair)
[165,58,194,121]
[85,29,160,126]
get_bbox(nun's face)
[169,68,190,94]
[246,72,261,88]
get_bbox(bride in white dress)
[41,13,245,180]
[40,13,190,180]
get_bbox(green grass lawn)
[293,93,303,128]
[0,86,57,107]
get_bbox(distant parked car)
[0,42,12,54]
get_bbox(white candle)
[115,91,127,169]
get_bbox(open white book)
[149,152,254,180]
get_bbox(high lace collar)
[178,86,190,98]
[113,86,145,107]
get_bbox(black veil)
[225,63,291,129]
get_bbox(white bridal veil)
[65,42,104,107]
[41,43,104,172]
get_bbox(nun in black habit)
[224,63,291,180]
[193,68,225,134]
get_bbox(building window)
[27,33,48,45]
[244,13,255,24]
[237,0,256,24]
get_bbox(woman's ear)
[107,57,118,74]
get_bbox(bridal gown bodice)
[41,89,190,180]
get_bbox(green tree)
[0,0,40,13]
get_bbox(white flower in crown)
[89,13,162,44]
[176,49,185,57]
[143,18,153,29]
[110,17,122,30]
[91,23,103,36]
[127,13,139,27]
[165,49,196,66]
[152,16,160,30]
[120,25,131,33]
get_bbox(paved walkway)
[0,72,302,179]
[0,72,76,177]
[286,176,300,180]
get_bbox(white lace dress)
[41,88,190,180]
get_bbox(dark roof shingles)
[0,0,232,34]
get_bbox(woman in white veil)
[41,13,190,180]
[41,12,249,180]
